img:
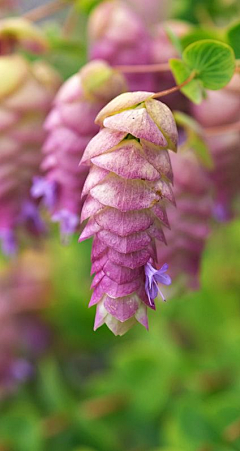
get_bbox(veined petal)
[103,108,168,147]
[95,91,154,125]
[91,140,159,181]
[81,128,126,163]
[90,174,160,211]
[95,207,153,236]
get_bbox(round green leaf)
[181,28,224,50]
[183,39,235,90]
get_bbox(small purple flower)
[52,209,79,243]
[0,229,17,256]
[10,359,33,383]
[145,261,171,306]
[31,177,58,210]
[19,201,47,235]
[212,201,232,223]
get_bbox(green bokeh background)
[1,219,240,451]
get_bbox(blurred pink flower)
[0,55,61,255]
[157,150,213,290]
[32,60,127,240]
[192,76,240,220]
[88,1,155,91]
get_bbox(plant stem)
[152,71,196,99]
[62,4,78,37]
[204,120,240,136]
[114,62,170,73]
[23,0,68,22]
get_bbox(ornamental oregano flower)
[32,60,127,240]
[79,92,178,335]
[157,150,213,291]
[191,77,240,221]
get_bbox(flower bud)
[0,18,48,54]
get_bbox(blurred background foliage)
[0,0,240,450]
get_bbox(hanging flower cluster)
[192,76,240,221]
[32,60,127,240]
[88,1,155,91]
[0,55,60,254]
[79,91,178,335]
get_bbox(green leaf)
[181,28,224,50]
[165,26,183,56]
[169,59,203,103]
[190,134,214,169]
[174,110,202,134]
[174,111,214,169]
[75,0,102,14]
[227,21,240,58]
[183,39,235,90]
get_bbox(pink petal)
[94,302,108,330]
[91,236,108,261]
[103,260,143,284]
[108,247,152,269]
[91,270,105,289]
[145,99,178,151]
[97,229,151,253]
[82,166,109,197]
[95,207,153,236]
[91,252,108,274]
[151,203,170,228]
[103,294,139,321]
[79,217,101,241]
[135,303,149,329]
[147,220,166,244]
[95,91,154,125]
[103,108,168,147]
[92,139,159,181]
[81,196,104,222]
[98,275,141,298]
[90,174,160,211]
[81,128,126,163]
[141,139,173,182]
